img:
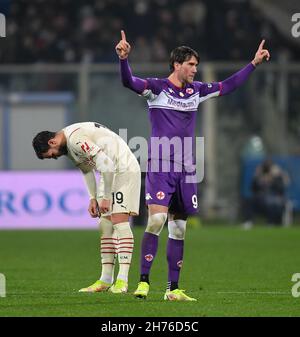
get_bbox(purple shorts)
[145,163,198,215]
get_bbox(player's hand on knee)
[98,198,111,214]
[88,199,100,218]
[115,30,131,59]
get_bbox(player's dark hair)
[32,131,56,159]
[169,46,199,72]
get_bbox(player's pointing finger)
[121,30,127,41]
[258,39,265,50]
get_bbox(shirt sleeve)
[70,135,115,199]
[141,78,164,101]
[80,169,97,200]
[219,63,255,95]
[197,81,221,102]
[119,58,147,94]
[70,134,102,158]
[94,152,115,199]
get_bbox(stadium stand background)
[1,0,299,64]
[0,0,300,225]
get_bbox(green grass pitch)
[0,225,300,317]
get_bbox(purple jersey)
[119,59,255,213]
[120,58,255,171]
[142,78,220,167]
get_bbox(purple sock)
[140,232,159,275]
[167,238,184,283]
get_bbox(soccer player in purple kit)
[116,30,270,301]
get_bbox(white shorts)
[97,163,141,216]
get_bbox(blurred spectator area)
[0,0,299,64]
[241,157,298,218]
[0,0,300,222]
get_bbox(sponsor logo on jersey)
[145,193,153,200]
[177,260,183,268]
[207,83,212,88]
[179,92,185,97]
[166,96,197,109]
[156,191,165,200]
[145,254,153,262]
[186,88,194,94]
[81,142,94,154]
[148,91,199,111]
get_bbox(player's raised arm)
[251,39,270,66]
[217,40,270,96]
[115,30,131,60]
[116,30,147,94]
